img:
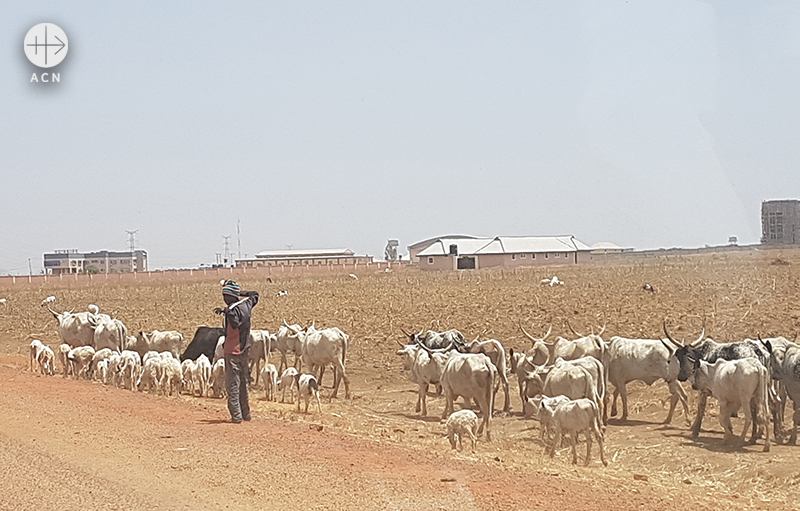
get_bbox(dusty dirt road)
[0,362,700,511]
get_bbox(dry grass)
[2,248,800,509]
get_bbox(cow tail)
[760,365,771,450]
[340,332,348,368]
[118,322,127,352]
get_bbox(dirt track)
[0,361,696,511]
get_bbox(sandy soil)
[0,359,699,511]
[2,250,800,510]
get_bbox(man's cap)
[222,280,240,297]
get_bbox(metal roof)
[416,236,591,257]
[255,248,355,258]
[407,235,482,250]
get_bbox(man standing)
[214,280,259,423]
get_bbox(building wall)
[420,251,581,270]
[762,200,800,245]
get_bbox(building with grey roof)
[414,235,592,270]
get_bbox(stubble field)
[2,249,800,509]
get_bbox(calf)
[29,340,45,372]
[210,358,226,398]
[277,367,299,404]
[260,363,279,402]
[37,346,56,376]
[547,398,608,466]
[137,356,163,394]
[445,409,479,452]
[181,359,196,395]
[689,357,771,451]
[119,350,142,391]
[57,343,72,378]
[297,374,322,413]
[525,395,571,441]
[194,354,212,397]
[160,357,183,397]
[68,346,95,380]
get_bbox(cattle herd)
[27,294,800,467]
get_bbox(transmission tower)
[125,229,139,252]
[222,235,232,266]
[237,219,242,260]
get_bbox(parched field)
[2,249,800,510]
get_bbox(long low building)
[415,235,592,270]
[235,248,373,268]
[43,249,148,274]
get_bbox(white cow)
[298,325,350,399]
[44,306,96,348]
[605,336,689,425]
[275,321,304,373]
[297,374,322,413]
[249,330,271,385]
[440,352,497,441]
[396,342,449,417]
[689,357,771,451]
[462,339,511,414]
[546,398,608,466]
[137,331,184,360]
[93,318,127,352]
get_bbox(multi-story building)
[761,200,800,245]
[43,249,148,274]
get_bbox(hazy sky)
[1,2,799,273]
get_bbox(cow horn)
[283,318,291,329]
[399,327,413,338]
[566,319,584,338]
[518,321,537,345]
[45,305,60,319]
[68,307,75,314]
[694,321,706,345]
[658,338,676,356]
[396,337,409,348]
[541,324,553,343]
[662,319,684,347]
[598,315,607,337]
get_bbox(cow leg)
[718,402,735,444]
[791,404,800,445]
[329,358,350,399]
[610,386,619,417]
[741,401,754,445]
[549,426,562,457]
[749,400,762,442]
[690,391,709,438]
[418,384,427,416]
[442,389,454,421]
[584,430,592,466]
[665,379,689,425]
[570,431,578,465]
[618,384,629,421]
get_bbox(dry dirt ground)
[2,249,800,510]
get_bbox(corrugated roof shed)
[416,236,591,256]
[256,248,354,258]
